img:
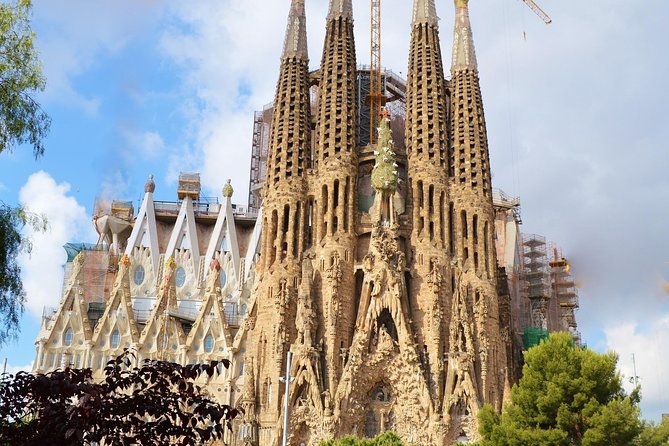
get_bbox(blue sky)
[0,0,668,421]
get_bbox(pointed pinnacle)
[412,0,439,26]
[327,0,353,20]
[451,0,478,71]
[282,0,308,60]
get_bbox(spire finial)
[327,0,353,20]
[452,0,478,71]
[144,174,155,193]
[282,0,308,60]
[413,0,439,26]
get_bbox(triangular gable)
[91,255,140,346]
[186,260,233,353]
[165,197,200,274]
[139,259,186,357]
[45,252,94,346]
[124,189,160,275]
[289,349,323,415]
[204,196,240,283]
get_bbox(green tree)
[638,420,669,446]
[478,332,644,446]
[320,432,406,446]
[0,204,46,345]
[0,0,50,157]
[0,0,50,346]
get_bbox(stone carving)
[296,289,315,346]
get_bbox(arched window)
[240,304,247,316]
[175,267,186,288]
[219,269,227,287]
[204,334,214,353]
[63,327,73,347]
[133,265,145,286]
[110,329,121,349]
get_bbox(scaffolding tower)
[549,247,581,345]
[522,234,550,333]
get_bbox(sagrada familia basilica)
[32,0,581,444]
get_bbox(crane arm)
[521,0,552,24]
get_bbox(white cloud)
[605,317,669,422]
[18,171,95,317]
[0,181,6,192]
[2,361,34,376]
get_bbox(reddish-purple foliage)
[0,350,239,445]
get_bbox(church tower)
[444,0,507,439]
[251,0,312,435]
[405,0,452,406]
[312,0,359,398]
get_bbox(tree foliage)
[0,203,46,346]
[0,350,239,445]
[320,432,407,446]
[0,0,50,157]
[477,332,647,446]
[638,420,669,446]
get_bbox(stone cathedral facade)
[32,0,521,444]
[243,0,511,444]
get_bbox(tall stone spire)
[446,0,507,433]
[255,0,313,419]
[313,0,358,396]
[282,0,308,60]
[405,0,451,408]
[327,0,353,20]
[412,0,439,26]
[452,0,478,71]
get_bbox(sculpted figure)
[295,290,314,345]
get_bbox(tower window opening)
[449,202,455,256]
[473,214,479,244]
[484,221,490,278]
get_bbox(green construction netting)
[63,243,106,262]
[523,327,549,350]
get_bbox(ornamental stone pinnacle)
[222,179,233,198]
[282,0,308,60]
[144,174,155,193]
[412,0,439,26]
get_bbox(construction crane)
[520,0,552,24]
[367,0,386,146]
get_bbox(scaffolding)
[522,234,550,330]
[247,67,407,210]
[549,246,581,345]
[357,67,406,149]
[177,172,201,201]
[110,201,134,221]
[62,243,117,307]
